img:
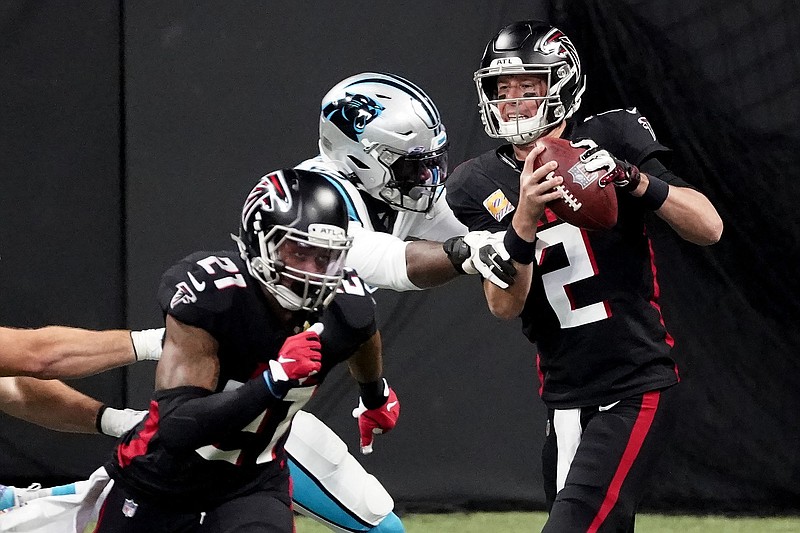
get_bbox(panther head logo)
[322,92,385,141]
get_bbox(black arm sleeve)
[155,378,278,451]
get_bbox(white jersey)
[296,155,468,291]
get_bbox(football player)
[445,20,723,532]
[89,169,400,532]
[289,72,517,532]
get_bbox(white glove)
[571,139,616,173]
[463,231,516,289]
[130,328,164,361]
[99,407,147,437]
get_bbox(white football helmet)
[318,72,449,213]
[475,20,586,145]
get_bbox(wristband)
[359,378,388,409]
[639,175,669,210]
[95,405,108,434]
[131,328,164,361]
[503,225,537,264]
[442,236,469,274]
[263,362,290,400]
[97,406,148,437]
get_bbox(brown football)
[534,137,618,230]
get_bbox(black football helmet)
[475,20,586,144]
[234,169,353,312]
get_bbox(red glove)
[351,379,399,455]
[263,323,323,399]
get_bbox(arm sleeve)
[155,378,279,451]
[345,224,419,291]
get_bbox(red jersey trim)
[117,400,160,468]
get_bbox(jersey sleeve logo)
[638,116,657,141]
[187,271,206,291]
[170,281,198,308]
[483,188,516,222]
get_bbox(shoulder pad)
[158,251,248,324]
[326,270,376,333]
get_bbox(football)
[533,137,618,230]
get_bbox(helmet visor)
[378,145,448,212]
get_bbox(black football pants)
[541,386,677,533]
[92,480,293,533]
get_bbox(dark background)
[1,0,798,515]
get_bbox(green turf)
[295,512,800,532]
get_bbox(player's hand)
[518,145,564,226]
[263,323,323,399]
[467,232,516,289]
[572,139,641,192]
[443,231,517,288]
[352,378,399,455]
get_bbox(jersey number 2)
[535,224,609,328]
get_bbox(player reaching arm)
[297,72,516,292]
[0,326,162,378]
[0,325,160,436]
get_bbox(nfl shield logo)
[122,498,139,518]
[568,162,598,190]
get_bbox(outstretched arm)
[0,376,101,433]
[0,327,135,379]
[404,240,461,288]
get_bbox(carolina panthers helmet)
[475,20,586,144]
[234,169,353,312]
[318,72,449,213]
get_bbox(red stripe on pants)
[587,391,660,533]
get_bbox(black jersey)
[106,250,376,509]
[447,109,682,409]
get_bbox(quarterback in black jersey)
[447,21,722,533]
[96,169,400,533]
